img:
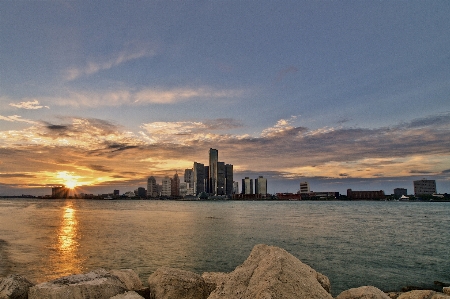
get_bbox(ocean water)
[0,198,449,296]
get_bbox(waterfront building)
[161,176,171,197]
[394,188,407,198]
[347,189,385,200]
[52,185,69,198]
[113,190,120,197]
[193,162,205,195]
[179,182,187,197]
[217,162,225,195]
[413,179,436,196]
[209,148,219,195]
[137,187,146,198]
[300,182,310,193]
[225,164,233,195]
[242,177,253,194]
[255,176,267,196]
[233,181,239,195]
[147,176,158,197]
[171,172,180,197]
[184,169,194,187]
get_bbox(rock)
[28,268,143,299]
[397,290,450,299]
[386,292,402,299]
[207,244,333,299]
[110,269,144,290]
[201,272,228,294]
[336,286,390,299]
[444,288,450,296]
[148,267,210,299]
[0,274,34,299]
[110,291,145,299]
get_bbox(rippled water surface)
[0,199,449,295]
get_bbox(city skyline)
[1,2,450,196]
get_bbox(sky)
[1,1,450,196]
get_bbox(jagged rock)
[0,274,34,299]
[444,287,450,296]
[207,244,333,299]
[336,286,390,299]
[201,272,227,294]
[148,267,210,299]
[110,269,144,290]
[397,290,450,299]
[110,291,145,299]
[386,292,402,299]
[28,268,142,299]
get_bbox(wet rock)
[148,267,210,299]
[0,274,34,299]
[207,244,333,299]
[335,286,390,299]
[28,268,142,299]
[110,291,145,299]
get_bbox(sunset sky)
[1,1,450,196]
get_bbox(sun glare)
[57,171,79,189]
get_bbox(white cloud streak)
[9,99,50,110]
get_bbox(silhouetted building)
[413,179,436,196]
[394,188,407,198]
[171,172,180,197]
[193,162,205,195]
[225,164,233,195]
[209,148,218,194]
[161,176,171,197]
[347,189,385,200]
[217,162,225,195]
[300,182,310,193]
[52,185,69,198]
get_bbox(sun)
[57,171,79,189]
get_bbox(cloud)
[9,99,50,109]
[0,115,37,124]
[65,46,156,81]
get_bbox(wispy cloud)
[0,115,37,124]
[65,46,156,81]
[9,99,50,110]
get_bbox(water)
[0,199,449,296]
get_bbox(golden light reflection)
[55,203,82,276]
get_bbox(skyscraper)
[161,176,171,197]
[209,148,218,195]
[217,162,225,195]
[171,172,180,197]
[242,177,253,194]
[255,176,267,196]
[147,176,158,197]
[193,162,205,195]
[225,164,233,195]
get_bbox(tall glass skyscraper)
[209,148,218,195]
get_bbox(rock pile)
[1,244,449,299]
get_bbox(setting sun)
[57,171,79,189]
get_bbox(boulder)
[148,267,210,299]
[444,288,450,296]
[397,290,450,299]
[201,272,228,294]
[28,268,142,299]
[110,291,145,299]
[336,286,390,299]
[207,244,333,299]
[0,274,34,299]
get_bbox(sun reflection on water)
[55,203,82,276]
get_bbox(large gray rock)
[110,291,145,299]
[28,268,142,299]
[148,267,210,299]
[336,286,390,299]
[397,290,450,299]
[0,274,34,299]
[207,244,333,299]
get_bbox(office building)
[147,176,158,197]
[414,179,436,196]
[255,176,267,196]
[184,169,194,186]
[52,185,69,198]
[300,182,310,193]
[193,162,205,195]
[225,164,233,195]
[347,189,385,200]
[394,188,407,198]
[171,172,180,197]
[217,162,225,195]
[209,148,218,195]
[242,177,253,194]
[161,176,171,197]
[137,187,146,198]
[233,181,239,195]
